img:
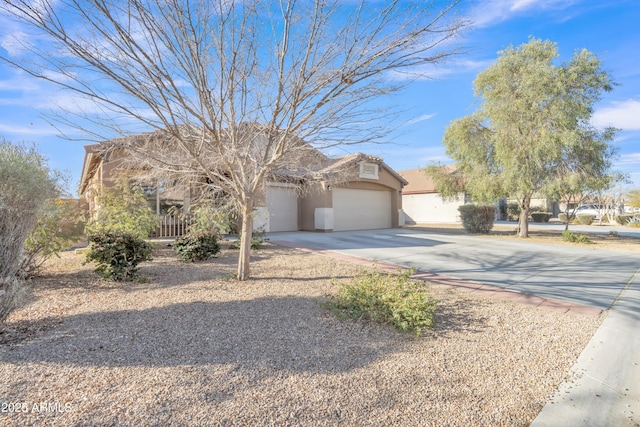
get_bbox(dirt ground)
[0,241,604,426]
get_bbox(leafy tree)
[428,38,617,237]
[627,189,640,208]
[0,138,60,321]
[0,0,465,279]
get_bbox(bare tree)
[1,0,465,279]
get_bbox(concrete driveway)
[270,228,640,426]
[270,228,639,311]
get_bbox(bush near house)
[615,214,634,225]
[84,231,152,281]
[175,231,220,262]
[576,214,596,225]
[530,212,552,223]
[507,203,521,221]
[458,205,496,234]
[324,267,436,336]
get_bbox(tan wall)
[403,192,464,223]
[299,181,331,231]
[298,166,404,230]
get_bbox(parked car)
[571,204,615,221]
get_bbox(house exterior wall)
[402,193,464,224]
[299,181,331,231]
[298,167,404,231]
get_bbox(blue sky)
[1,0,639,194]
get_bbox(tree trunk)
[237,201,254,281]
[518,196,531,238]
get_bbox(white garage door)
[266,185,298,232]
[333,188,392,231]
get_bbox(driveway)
[270,228,640,312]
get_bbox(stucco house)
[79,135,407,233]
[398,167,467,224]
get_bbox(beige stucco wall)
[298,166,404,231]
[403,192,464,223]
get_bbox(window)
[359,162,379,180]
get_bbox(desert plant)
[20,198,86,277]
[628,217,640,228]
[507,203,521,221]
[576,214,596,225]
[558,213,568,224]
[562,230,592,244]
[324,267,436,336]
[175,231,220,262]
[0,139,61,322]
[615,214,634,225]
[85,179,159,239]
[185,201,232,237]
[228,229,269,250]
[84,231,153,281]
[530,212,552,223]
[458,205,495,234]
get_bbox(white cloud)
[0,31,34,56]
[0,75,40,92]
[468,0,581,28]
[389,58,493,81]
[618,152,640,166]
[0,122,58,136]
[405,113,437,126]
[592,99,640,131]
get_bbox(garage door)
[266,185,298,232]
[333,188,392,231]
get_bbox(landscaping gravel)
[0,244,601,426]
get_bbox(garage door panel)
[267,186,298,232]
[333,188,391,231]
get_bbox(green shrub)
[21,198,86,278]
[0,139,61,322]
[458,205,495,234]
[576,214,595,225]
[530,212,551,223]
[324,267,436,336]
[85,231,153,281]
[184,201,232,236]
[615,214,634,225]
[228,229,269,250]
[562,230,592,244]
[85,180,159,239]
[507,203,520,221]
[175,231,220,262]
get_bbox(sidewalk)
[531,268,640,426]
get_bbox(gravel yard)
[0,243,601,426]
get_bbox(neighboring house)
[79,136,407,233]
[398,167,467,224]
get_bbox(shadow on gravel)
[0,295,489,372]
